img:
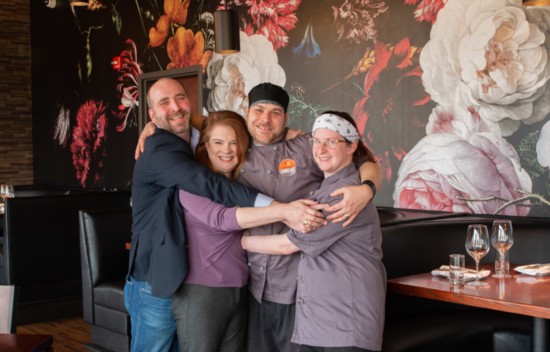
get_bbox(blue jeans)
[124,276,179,352]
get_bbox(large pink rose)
[393,131,532,216]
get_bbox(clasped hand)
[282,199,327,233]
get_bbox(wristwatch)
[362,179,377,198]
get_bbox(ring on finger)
[344,213,350,219]
[303,220,309,226]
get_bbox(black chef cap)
[248,83,289,113]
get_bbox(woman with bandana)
[242,111,386,352]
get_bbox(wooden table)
[388,270,550,352]
[0,334,53,352]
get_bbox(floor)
[17,316,92,352]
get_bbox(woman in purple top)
[172,111,322,352]
[242,111,386,352]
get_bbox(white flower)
[53,105,71,147]
[426,104,498,139]
[536,120,550,167]
[44,0,57,8]
[206,31,286,116]
[200,12,214,25]
[420,0,550,136]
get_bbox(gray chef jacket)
[239,131,324,304]
[288,163,386,350]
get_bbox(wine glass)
[491,220,513,278]
[465,224,490,287]
[1,184,15,201]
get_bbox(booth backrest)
[1,191,130,323]
[12,185,98,198]
[382,213,550,279]
[79,207,131,323]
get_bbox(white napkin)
[514,264,550,276]
[431,265,491,282]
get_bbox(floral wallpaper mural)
[31,0,550,218]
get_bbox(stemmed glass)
[1,184,15,201]
[491,220,513,278]
[465,224,490,287]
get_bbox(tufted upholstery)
[79,207,131,352]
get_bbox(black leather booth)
[75,206,543,352]
[0,186,76,259]
[379,208,550,352]
[0,191,130,325]
[79,207,131,352]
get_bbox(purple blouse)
[179,190,248,287]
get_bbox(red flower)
[353,38,432,182]
[115,39,143,132]
[404,0,446,24]
[70,100,107,188]
[231,0,300,51]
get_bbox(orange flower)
[148,0,190,47]
[149,15,170,48]
[166,27,212,73]
[165,0,190,24]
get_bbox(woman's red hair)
[195,110,250,180]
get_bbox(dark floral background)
[31,0,550,217]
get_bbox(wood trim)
[388,270,550,320]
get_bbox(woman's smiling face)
[312,128,356,177]
[206,124,239,177]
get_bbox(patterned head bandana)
[312,113,360,142]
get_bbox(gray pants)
[247,296,299,352]
[172,284,248,352]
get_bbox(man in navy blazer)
[125,77,272,352]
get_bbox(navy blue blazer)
[129,128,258,297]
